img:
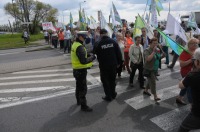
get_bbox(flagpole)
[169,2,170,13]
[143,0,149,18]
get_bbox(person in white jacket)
[129,36,145,88]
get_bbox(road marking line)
[0,86,68,93]
[12,69,73,74]
[125,85,179,110]
[0,78,75,86]
[150,105,190,131]
[0,83,100,109]
[0,73,73,80]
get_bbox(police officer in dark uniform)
[71,31,96,112]
[93,29,122,101]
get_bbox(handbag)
[143,69,151,77]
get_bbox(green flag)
[157,28,190,55]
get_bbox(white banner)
[166,13,188,43]
[42,22,56,31]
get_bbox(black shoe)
[102,96,112,102]
[143,91,151,96]
[81,106,93,112]
[176,98,187,105]
[167,65,173,69]
[112,92,117,99]
[154,98,161,101]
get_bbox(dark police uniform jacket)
[93,36,122,70]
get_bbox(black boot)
[81,105,93,112]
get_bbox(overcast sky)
[0,0,199,25]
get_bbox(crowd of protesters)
[42,23,200,131]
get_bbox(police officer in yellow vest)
[71,31,96,112]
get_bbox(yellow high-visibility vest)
[71,42,93,69]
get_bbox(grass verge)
[0,33,44,49]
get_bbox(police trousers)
[73,69,87,106]
[100,68,117,99]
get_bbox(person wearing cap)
[178,48,200,132]
[93,29,122,101]
[71,31,96,112]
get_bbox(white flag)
[188,12,198,28]
[89,16,98,29]
[166,13,188,42]
[150,0,158,28]
[100,11,113,38]
[110,8,115,28]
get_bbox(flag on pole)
[89,16,98,29]
[157,28,189,55]
[112,2,122,26]
[87,17,90,25]
[133,15,145,37]
[145,13,150,24]
[155,0,163,16]
[70,12,73,28]
[100,11,113,38]
[165,13,188,43]
[133,14,154,39]
[110,8,115,28]
[150,0,158,28]
[188,12,198,28]
[79,10,86,30]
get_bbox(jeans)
[162,46,169,64]
[64,39,71,53]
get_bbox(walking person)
[178,48,200,132]
[124,31,134,74]
[176,38,199,105]
[116,32,125,77]
[141,27,150,50]
[58,29,64,50]
[51,31,58,48]
[168,36,186,69]
[64,26,72,53]
[23,29,29,44]
[43,30,49,44]
[143,38,161,101]
[71,31,96,112]
[93,29,122,101]
[129,36,145,88]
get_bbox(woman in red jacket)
[124,31,134,74]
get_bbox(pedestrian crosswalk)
[0,62,196,131]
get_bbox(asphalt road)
[0,48,199,132]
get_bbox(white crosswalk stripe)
[150,105,190,132]
[1,62,192,132]
[125,85,179,110]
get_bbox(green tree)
[4,0,58,34]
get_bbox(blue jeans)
[179,87,192,103]
[162,46,169,64]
